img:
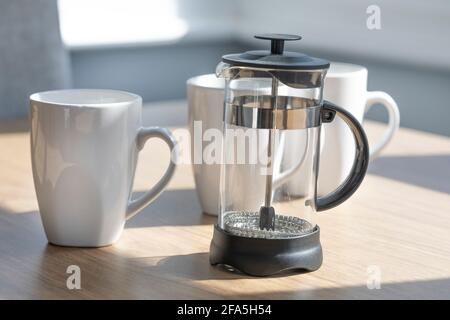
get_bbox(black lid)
[222,34,330,70]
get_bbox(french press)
[209,34,370,276]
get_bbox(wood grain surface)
[0,102,449,299]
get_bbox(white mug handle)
[126,127,178,220]
[365,91,400,160]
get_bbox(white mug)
[319,62,400,195]
[30,89,177,247]
[187,75,223,216]
[187,75,298,216]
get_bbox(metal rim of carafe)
[225,96,321,130]
[216,62,327,89]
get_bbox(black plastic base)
[210,224,323,276]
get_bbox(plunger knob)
[254,34,302,55]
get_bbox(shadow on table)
[126,189,215,228]
[218,277,450,299]
[0,208,47,257]
[18,243,450,298]
[0,188,213,229]
[143,252,311,281]
[1,207,448,299]
[141,252,450,298]
[369,154,450,194]
[236,278,450,300]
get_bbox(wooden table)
[0,101,449,299]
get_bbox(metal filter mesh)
[223,211,315,239]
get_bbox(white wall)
[62,0,450,71]
[236,0,450,71]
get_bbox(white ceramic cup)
[283,62,399,196]
[187,75,223,215]
[283,62,400,196]
[319,62,400,195]
[187,75,297,215]
[30,89,177,247]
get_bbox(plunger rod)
[259,77,278,230]
[264,78,278,206]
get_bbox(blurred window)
[58,0,188,48]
